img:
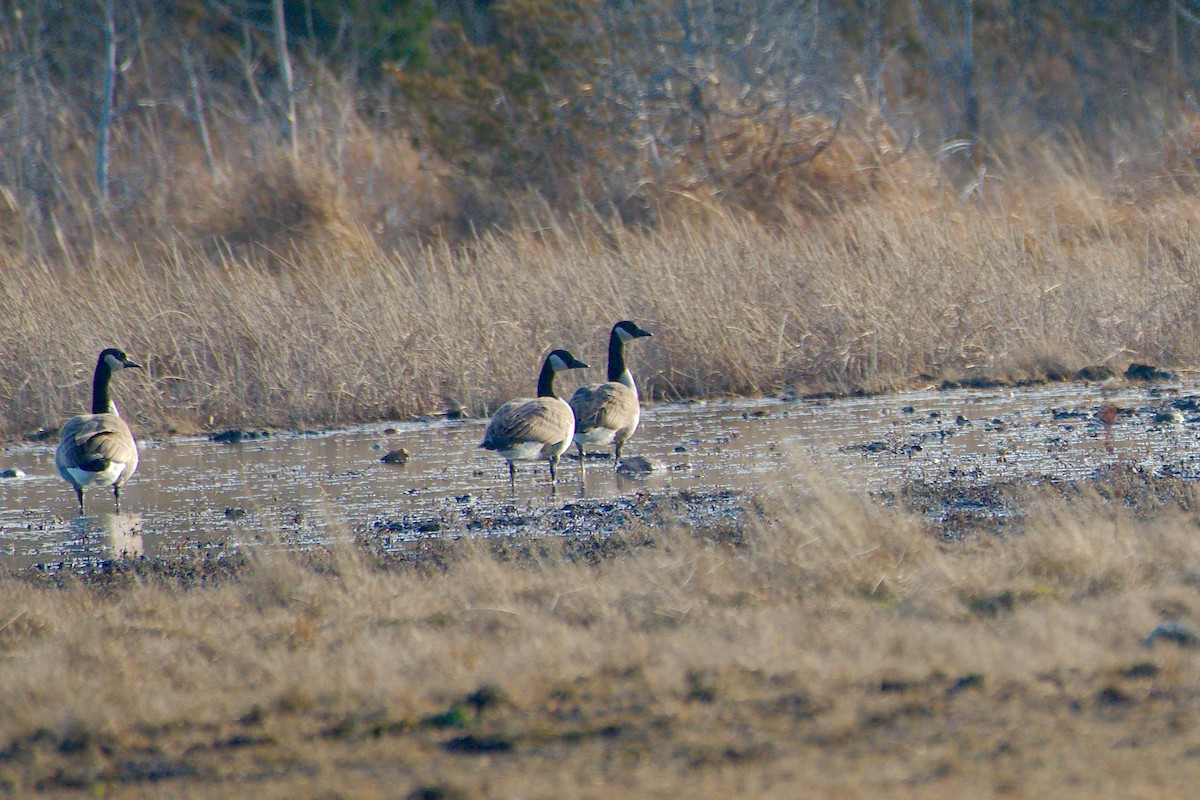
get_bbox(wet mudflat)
[3,378,1200,571]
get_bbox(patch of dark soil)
[443,734,514,754]
[1074,365,1115,381]
[210,429,270,444]
[408,786,471,800]
[842,425,952,458]
[937,364,1066,391]
[880,473,1030,540]
[1143,622,1200,648]
[889,462,1200,541]
[1057,463,1200,515]
[1125,363,1176,382]
[939,376,1008,390]
[1170,395,1200,412]
[15,550,250,591]
[366,489,750,550]
[113,758,198,783]
[347,490,755,576]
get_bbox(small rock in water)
[1074,364,1115,382]
[1125,363,1175,382]
[0,468,26,479]
[1152,408,1185,426]
[224,507,248,520]
[617,455,662,475]
[211,429,256,444]
[381,448,410,465]
[23,427,54,442]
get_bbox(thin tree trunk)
[96,0,117,203]
[272,0,298,160]
[1171,0,1180,112]
[962,0,978,144]
[183,40,217,178]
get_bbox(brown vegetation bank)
[3,477,1200,797]
[8,181,1200,440]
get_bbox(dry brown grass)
[6,170,1200,437]
[4,32,1199,440]
[2,478,1200,797]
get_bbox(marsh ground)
[8,6,1200,796]
[5,444,1200,797]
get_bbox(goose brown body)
[481,349,589,492]
[55,348,142,515]
[482,397,577,463]
[570,321,653,473]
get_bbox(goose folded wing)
[489,399,574,445]
[63,416,137,470]
[571,383,638,430]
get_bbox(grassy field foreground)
[2,479,1200,797]
[7,175,1200,438]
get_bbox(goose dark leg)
[508,461,516,494]
[576,443,586,482]
[549,455,559,494]
[613,441,623,471]
[75,486,85,517]
[113,485,121,513]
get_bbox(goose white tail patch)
[574,427,617,447]
[497,441,553,462]
[66,463,126,488]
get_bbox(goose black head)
[613,320,653,341]
[100,348,143,372]
[547,349,589,372]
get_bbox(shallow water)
[3,379,1200,569]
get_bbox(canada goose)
[55,348,143,515]
[481,349,589,492]
[570,320,653,474]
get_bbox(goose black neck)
[607,330,628,382]
[537,358,559,398]
[91,356,115,415]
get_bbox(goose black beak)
[125,358,144,370]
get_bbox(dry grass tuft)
[3,479,1200,796]
[657,91,941,225]
[190,157,366,260]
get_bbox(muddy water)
[3,380,1199,569]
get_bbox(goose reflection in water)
[66,512,144,560]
